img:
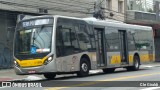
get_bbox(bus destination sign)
[22,19,51,27]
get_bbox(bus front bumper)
[14,61,57,75]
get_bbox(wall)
[0,10,17,68]
[0,10,39,69]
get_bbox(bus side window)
[88,26,96,50]
[62,27,79,55]
[56,26,63,57]
[105,27,119,51]
[76,24,90,51]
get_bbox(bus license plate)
[28,70,36,74]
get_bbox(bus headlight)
[14,61,20,67]
[44,56,53,65]
[48,57,52,61]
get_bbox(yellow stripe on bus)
[16,57,47,67]
[110,54,155,65]
[140,54,155,62]
[128,55,133,63]
[110,55,121,64]
[150,54,155,61]
[110,55,133,65]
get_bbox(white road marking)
[89,70,102,74]
[140,87,160,90]
[22,75,43,81]
[141,65,154,68]
[0,87,7,89]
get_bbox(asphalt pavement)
[0,62,160,90]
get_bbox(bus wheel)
[103,68,115,73]
[126,55,140,71]
[77,58,90,77]
[43,73,56,80]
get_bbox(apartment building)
[105,0,125,22]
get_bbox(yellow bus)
[13,15,155,79]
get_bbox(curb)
[0,78,14,82]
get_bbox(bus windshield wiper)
[31,25,45,47]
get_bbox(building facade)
[106,0,125,22]
[99,0,125,22]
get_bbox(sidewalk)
[0,69,44,81]
[0,62,160,81]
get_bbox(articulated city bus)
[13,15,155,79]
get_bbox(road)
[1,64,160,90]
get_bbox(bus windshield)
[14,18,53,59]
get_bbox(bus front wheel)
[77,58,90,77]
[43,73,56,80]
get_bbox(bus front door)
[119,30,128,64]
[95,28,106,67]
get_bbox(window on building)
[118,0,123,13]
[106,0,112,10]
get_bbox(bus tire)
[43,73,56,80]
[77,58,90,77]
[103,68,115,73]
[126,55,140,71]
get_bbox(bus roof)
[20,15,152,31]
[54,15,152,31]
[83,17,152,31]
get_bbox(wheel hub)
[135,59,139,69]
[82,63,88,72]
